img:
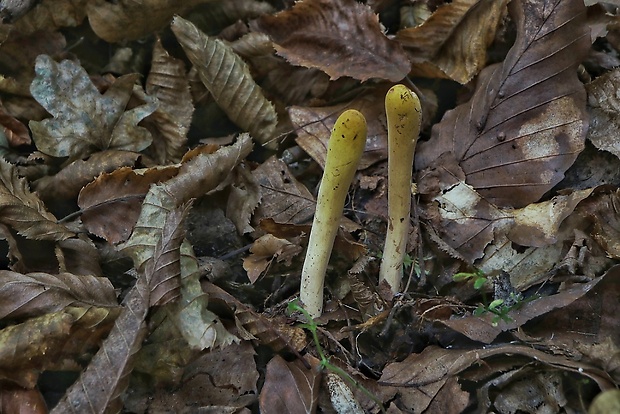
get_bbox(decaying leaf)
[175,242,239,350]
[428,181,514,262]
[582,190,620,259]
[379,344,615,412]
[429,180,593,264]
[204,281,306,353]
[243,233,303,283]
[57,237,104,277]
[0,158,74,241]
[0,385,47,414]
[142,200,190,307]
[586,67,620,160]
[183,341,258,407]
[0,101,30,147]
[289,86,389,171]
[171,16,278,147]
[0,271,117,320]
[396,0,508,84]
[33,150,141,204]
[226,163,261,235]
[50,278,149,413]
[121,135,253,268]
[416,0,590,208]
[252,157,315,225]
[440,274,605,343]
[85,0,215,42]
[256,0,410,82]
[0,306,119,389]
[51,201,190,413]
[78,165,180,244]
[11,0,87,35]
[29,55,158,160]
[260,354,321,414]
[260,218,367,263]
[143,38,193,164]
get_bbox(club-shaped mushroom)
[299,109,367,318]
[379,84,422,296]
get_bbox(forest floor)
[0,0,618,413]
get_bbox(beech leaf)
[416,0,590,208]
[78,165,180,245]
[171,16,278,147]
[396,0,508,84]
[174,240,239,350]
[256,0,410,82]
[51,278,150,413]
[0,307,119,389]
[0,271,117,320]
[86,0,214,42]
[121,135,252,269]
[259,354,321,414]
[586,68,620,160]
[33,150,141,204]
[29,55,158,159]
[144,38,193,163]
[142,200,191,307]
[0,158,74,241]
[251,157,315,225]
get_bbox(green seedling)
[379,84,422,296]
[453,268,489,290]
[299,109,367,318]
[288,300,385,413]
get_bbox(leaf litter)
[0,0,618,413]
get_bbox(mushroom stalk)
[300,109,367,318]
[379,84,422,296]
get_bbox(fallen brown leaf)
[257,0,410,83]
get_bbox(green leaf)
[488,299,504,310]
[452,272,474,282]
[473,277,487,290]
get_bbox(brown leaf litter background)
[0,0,618,413]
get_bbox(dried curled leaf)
[0,306,119,389]
[0,271,117,320]
[171,16,278,147]
[85,0,214,42]
[33,150,141,204]
[142,199,191,307]
[396,0,508,84]
[226,163,261,235]
[0,158,74,241]
[29,55,158,159]
[144,38,193,164]
[260,355,321,414]
[51,278,150,414]
[586,68,620,160]
[78,165,180,245]
[204,281,305,353]
[416,0,590,208]
[256,0,410,82]
[121,135,253,269]
[243,233,302,283]
[174,241,239,350]
[51,201,191,413]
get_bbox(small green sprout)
[453,268,488,290]
[288,300,385,413]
